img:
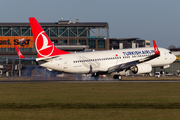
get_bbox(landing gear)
[160,71,164,75]
[160,67,165,76]
[118,75,122,80]
[91,73,99,80]
[113,75,122,80]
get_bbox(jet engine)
[131,63,152,74]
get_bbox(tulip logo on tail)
[36,31,54,57]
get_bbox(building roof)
[110,38,140,40]
[0,21,108,28]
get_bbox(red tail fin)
[29,17,70,58]
[153,40,160,55]
[14,45,26,58]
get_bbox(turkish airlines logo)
[154,47,160,54]
[36,31,54,57]
[154,47,158,51]
[18,51,22,56]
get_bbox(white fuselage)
[36,47,176,74]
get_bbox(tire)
[113,75,122,80]
[113,75,118,79]
[118,75,122,80]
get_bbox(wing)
[107,40,160,74]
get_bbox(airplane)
[14,17,176,80]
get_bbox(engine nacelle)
[131,63,152,74]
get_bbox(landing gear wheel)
[113,75,122,80]
[113,75,118,79]
[118,75,122,80]
[160,71,164,75]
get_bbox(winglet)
[14,45,26,58]
[153,40,160,55]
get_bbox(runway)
[1,79,180,83]
[1,75,180,83]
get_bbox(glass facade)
[0,26,88,38]
[59,40,67,44]
[69,40,77,44]
[69,27,77,37]
[12,27,20,36]
[3,27,11,36]
[0,28,1,36]
[79,39,86,45]
[0,22,109,52]
[50,27,58,37]
[22,27,30,36]
[88,39,96,48]
[51,40,58,44]
[98,39,105,48]
[78,27,86,37]
[59,27,68,37]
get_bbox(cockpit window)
[169,52,172,54]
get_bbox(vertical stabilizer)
[29,17,70,58]
[153,40,160,55]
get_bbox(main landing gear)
[91,73,99,80]
[113,74,122,80]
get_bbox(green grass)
[0,82,180,120]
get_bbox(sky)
[0,0,180,48]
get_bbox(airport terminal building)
[0,19,109,56]
[0,19,150,56]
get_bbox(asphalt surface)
[1,80,180,83]
[1,74,180,83]
[0,76,180,83]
